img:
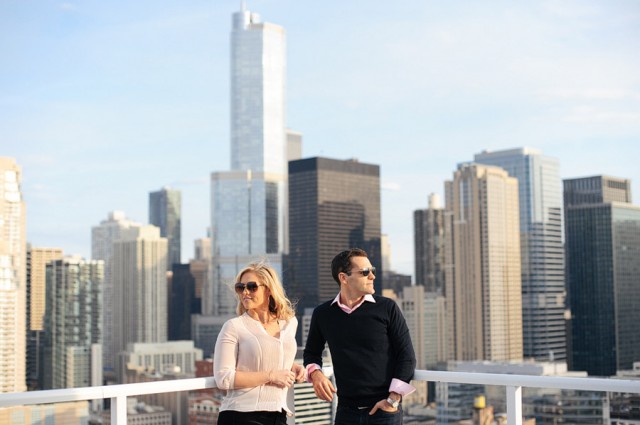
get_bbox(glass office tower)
[475,148,566,361]
[564,176,640,376]
[286,157,383,320]
[149,187,181,270]
[209,6,287,316]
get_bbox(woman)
[213,261,304,425]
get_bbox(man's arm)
[303,308,325,368]
[368,301,417,415]
[388,300,417,385]
[303,307,337,401]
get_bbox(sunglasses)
[346,267,376,277]
[234,281,266,294]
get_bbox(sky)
[2,0,639,276]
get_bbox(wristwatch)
[386,397,400,409]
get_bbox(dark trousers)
[217,410,287,425]
[334,404,403,425]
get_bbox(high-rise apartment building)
[41,256,103,390]
[0,157,27,393]
[149,187,181,270]
[92,211,141,374]
[445,163,523,361]
[209,5,287,316]
[26,246,64,390]
[564,175,640,376]
[400,285,448,370]
[475,148,566,361]
[111,225,168,379]
[286,157,383,319]
[414,193,446,293]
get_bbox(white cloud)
[382,182,401,191]
[564,105,640,125]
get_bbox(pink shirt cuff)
[306,363,321,383]
[306,365,415,396]
[390,378,416,396]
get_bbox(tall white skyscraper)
[230,6,286,175]
[445,163,523,361]
[209,5,287,315]
[475,148,566,361]
[0,157,27,393]
[111,225,168,380]
[92,211,141,374]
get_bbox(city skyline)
[2,1,639,275]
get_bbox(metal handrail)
[0,371,638,425]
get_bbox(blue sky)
[2,0,639,275]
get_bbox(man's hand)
[368,398,399,415]
[310,370,337,402]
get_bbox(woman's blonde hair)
[234,261,296,320]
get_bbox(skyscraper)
[414,193,446,293]
[149,187,181,270]
[92,211,141,374]
[474,148,566,361]
[400,285,448,370]
[41,256,103,390]
[209,5,287,316]
[564,175,640,376]
[168,263,198,341]
[286,157,382,319]
[0,157,27,393]
[26,246,64,390]
[445,163,523,361]
[111,225,168,379]
[230,6,286,176]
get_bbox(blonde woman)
[213,262,304,425]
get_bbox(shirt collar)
[331,292,375,314]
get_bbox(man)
[303,248,416,424]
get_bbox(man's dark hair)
[331,248,368,285]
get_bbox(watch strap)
[386,397,399,408]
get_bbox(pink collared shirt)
[306,292,416,397]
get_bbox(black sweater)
[303,295,416,407]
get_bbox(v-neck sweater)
[303,295,416,408]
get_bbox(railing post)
[111,395,127,425]
[506,385,522,425]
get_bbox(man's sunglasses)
[234,281,266,294]
[345,267,376,277]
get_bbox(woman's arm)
[234,369,295,389]
[213,321,238,390]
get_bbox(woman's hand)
[268,369,296,388]
[291,363,306,383]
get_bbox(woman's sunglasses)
[234,281,266,294]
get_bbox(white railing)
[0,371,638,425]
